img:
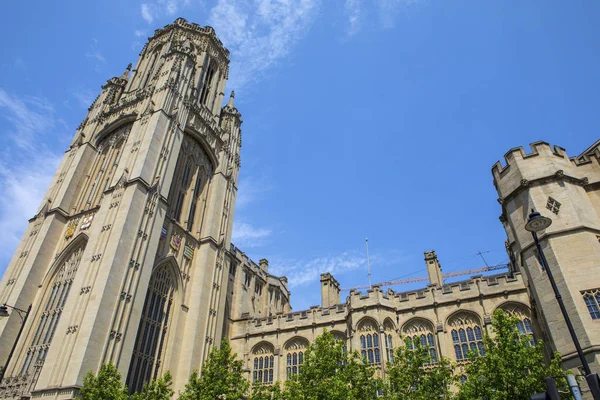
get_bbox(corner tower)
[0,18,242,398]
[492,141,600,374]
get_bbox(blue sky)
[1,0,599,310]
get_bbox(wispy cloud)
[72,87,96,109]
[269,251,366,288]
[236,175,272,209]
[208,0,321,90]
[135,29,147,38]
[0,90,59,150]
[141,3,154,23]
[232,220,272,248]
[85,39,106,63]
[0,89,64,270]
[377,0,423,28]
[344,0,362,36]
[140,0,193,24]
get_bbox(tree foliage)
[383,337,454,400]
[284,330,381,400]
[178,339,249,400]
[456,309,568,400]
[78,362,129,400]
[130,371,174,400]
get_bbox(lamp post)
[525,210,600,399]
[0,303,31,382]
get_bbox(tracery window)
[285,337,309,380]
[74,124,130,212]
[501,303,535,345]
[360,332,381,364]
[168,136,211,232]
[402,319,438,364]
[383,320,396,363]
[20,244,85,379]
[199,62,216,106]
[127,264,177,393]
[582,289,600,320]
[448,313,485,361]
[252,342,274,384]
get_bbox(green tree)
[284,330,381,400]
[78,363,129,400]
[178,339,249,400]
[249,381,284,400]
[383,336,455,400]
[457,309,567,400]
[130,371,174,400]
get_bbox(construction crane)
[340,263,509,291]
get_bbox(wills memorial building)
[0,18,599,399]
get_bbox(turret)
[492,140,600,374]
[321,273,341,308]
[425,250,443,287]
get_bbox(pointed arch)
[382,317,396,332]
[126,260,179,393]
[251,341,274,355]
[356,316,379,332]
[39,233,88,289]
[17,237,87,381]
[446,311,485,361]
[494,301,531,317]
[283,336,309,351]
[251,341,274,384]
[401,317,435,335]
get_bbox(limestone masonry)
[0,18,599,399]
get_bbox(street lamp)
[0,303,31,382]
[525,210,600,399]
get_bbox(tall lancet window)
[127,264,177,393]
[199,61,216,106]
[20,244,85,378]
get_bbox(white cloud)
[72,87,96,109]
[135,29,147,38]
[0,90,58,150]
[344,0,362,36]
[85,50,106,63]
[0,89,64,270]
[377,0,423,28]
[269,252,366,288]
[232,220,272,248]
[141,3,154,23]
[208,0,321,90]
[236,175,272,209]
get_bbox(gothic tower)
[492,141,600,374]
[0,18,242,398]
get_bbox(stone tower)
[0,18,241,398]
[492,141,600,373]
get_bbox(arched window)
[127,264,177,393]
[448,313,485,361]
[74,124,130,213]
[402,319,438,364]
[383,319,396,363]
[20,244,85,379]
[251,342,274,384]
[168,136,212,233]
[199,61,216,106]
[285,337,309,380]
[500,303,535,346]
[357,318,381,365]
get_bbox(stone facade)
[0,17,598,400]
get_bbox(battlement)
[491,141,568,181]
[230,243,289,293]
[349,272,524,310]
[491,141,598,200]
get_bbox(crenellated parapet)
[491,141,596,203]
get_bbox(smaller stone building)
[225,249,533,384]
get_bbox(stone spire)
[119,63,132,80]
